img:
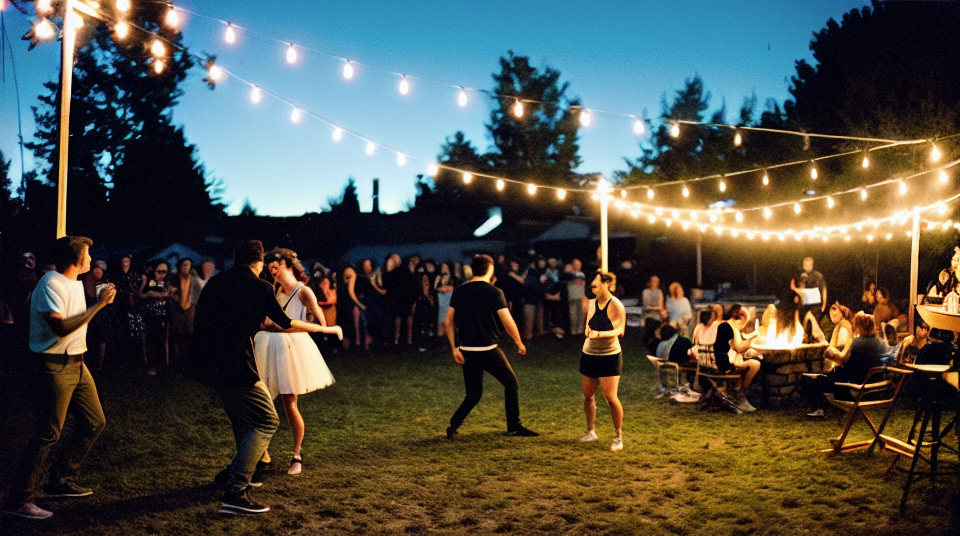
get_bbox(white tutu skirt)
[254,331,335,399]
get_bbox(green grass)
[1,335,957,535]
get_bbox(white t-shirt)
[29,270,87,354]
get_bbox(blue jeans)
[216,381,279,494]
[7,354,106,504]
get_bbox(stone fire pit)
[751,343,828,407]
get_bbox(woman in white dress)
[255,248,342,475]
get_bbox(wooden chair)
[816,365,911,455]
[693,344,742,395]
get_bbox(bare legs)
[581,375,623,435]
[282,394,304,475]
[739,359,761,390]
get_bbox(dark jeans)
[216,381,279,494]
[800,371,853,411]
[449,347,521,430]
[7,354,106,505]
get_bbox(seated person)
[710,304,761,413]
[665,282,693,336]
[881,323,901,363]
[692,304,723,346]
[873,288,899,327]
[801,312,886,418]
[823,302,853,371]
[897,318,929,365]
[655,324,678,361]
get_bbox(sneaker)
[504,425,539,437]
[579,430,598,442]
[807,408,825,419]
[219,490,270,515]
[2,502,53,520]
[445,426,458,439]
[610,435,624,452]
[738,398,757,413]
[43,481,93,498]
[671,392,701,404]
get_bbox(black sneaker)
[43,481,93,498]
[219,490,270,515]
[504,425,539,437]
[445,426,458,439]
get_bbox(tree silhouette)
[326,177,362,214]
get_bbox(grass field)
[1,334,957,535]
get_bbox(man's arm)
[43,284,116,338]
[497,308,526,355]
[444,306,463,364]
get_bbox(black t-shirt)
[449,280,508,348]
[186,266,293,389]
[713,322,736,371]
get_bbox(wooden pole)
[56,0,76,239]
[696,233,703,287]
[908,210,920,333]
[600,180,608,272]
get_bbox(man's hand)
[452,348,465,365]
[516,342,526,355]
[98,284,117,307]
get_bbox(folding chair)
[694,344,742,396]
[816,365,910,455]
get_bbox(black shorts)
[579,351,623,378]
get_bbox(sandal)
[288,455,303,476]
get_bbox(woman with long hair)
[255,248,343,475]
[579,271,626,452]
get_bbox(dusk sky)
[1,0,870,216]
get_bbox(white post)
[908,210,920,333]
[696,232,702,287]
[599,179,609,272]
[56,0,76,239]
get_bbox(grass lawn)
[1,333,957,535]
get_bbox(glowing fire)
[753,316,804,349]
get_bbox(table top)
[902,363,951,374]
[917,304,960,332]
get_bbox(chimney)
[372,178,380,214]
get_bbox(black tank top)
[588,299,615,331]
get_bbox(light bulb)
[810,163,818,180]
[579,109,591,127]
[666,219,673,227]
[513,100,523,118]
[794,203,801,214]
[225,24,236,43]
[746,232,754,240]
[931,143,941,162]
[827,196,834,208]
[938,203,947,215]
[845,236,851,241]
[778,234,785,241]
[621,190,627,197]
[885,233,892,241]
[699,224,708,233]
[691,211,698,221]
[861,188,868,200]
[763,207,772,219]
[682,222,691,230]
[250,86,262,104]
[427,164,439,176]
[496,179,505,191]
[731,229,738,237]
[762,233,770,241]
[867,234,874,242]
[670,123,680,138]
[734,131,742,147]
[655,207,664,216]
[709,214,717,223]
[36,0,52,15]
[165,8,179,28]
[899,181,907,195]
[633,118,645,135]
[735,211,743,222]
[115,21,129,39]
[116,0,131,12]
[151,39,166,57]
[463,172,472,184]
[343,61,354,79]
[397,153,406,166]
[940,170,949,183]
[153,59,164,74]
[458,88,467,106]
[290,108,300,122]
[527,184,537,195]
[646,189,654,199]
[332,127,343,141]
[682,186,689,197]
[719,179,726,192]
[366,142,376,155]
[286,44,297,64]
[399,77,410,95]
[208,65,223,81]
[862,154,869,168]
[649,215,657,224]
[762,172,769,186]
[671,210,679,218]
[557,189,566,200]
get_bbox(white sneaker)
[2,502,53,520]
[738,398,757,413]
[579,430,598,442]
[610,435,624,452]
[807,408,825,418]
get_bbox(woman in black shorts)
[579,271,626,451]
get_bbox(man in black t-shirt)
[443,254,538,438]
[791,257,827,320]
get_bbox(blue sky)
[0,0,870,215]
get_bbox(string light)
[427,163,439,176]
[867,234,874,242]
[496,179,505,191]
[208,65,223,81]
[151,39,166,57]
[343,61,354,79]
[633,117,645,135]
[931,142,941,162]
[646,188,654,199]
[116,0,131,13]
[733,129,742,147]
[578,108,592,127]
[527,184,537,195]
[762,170,769,186]
[735,211,743,222]
[225,23,236,44]
[286,43,297,64]
[778,233,785,241]
[826,196,835,208]
[397,153,406,166]
[899,180,907,195]
[165,7,179,28]
[810,161,818,180]
[671,210,679,219]
[747,232,754,240]
[557,189,566,200]
[718,178,726,192]
[513,100,524,118]
[290,108,301,122]
[463,172,472,184]
[709,214,717,223]
[365,141,376,155]
[938,203,947,215]
[762,233,770,241]
[940,170,948,183]
[682,222,691,230]
[691,211,698,221]
[153,59,164,74]
[885,233,893,241]
[763,207,772,219]
[670,122,680,138]
[115,21,129,39]
[332,127,343,141]
[398,76,410,95]
[621,190,627,198]
[861,188,868,200]
[682,186,689,197]
[862,151,870,168]
[458,88,467,107]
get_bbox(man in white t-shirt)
[2,237,116,521]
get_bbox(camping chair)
[694,344,742,396]
[646,355,697,394]
[814,365,911,455]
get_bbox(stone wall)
[756,343,828,408]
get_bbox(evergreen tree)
[326,178,361,214]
